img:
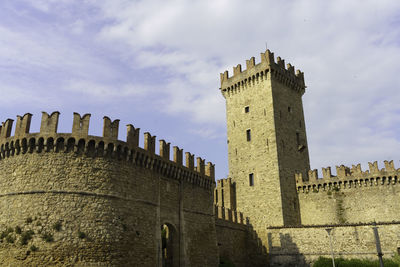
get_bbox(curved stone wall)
[0,112,218,266]
[0,144,158,265]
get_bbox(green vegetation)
[30,245,38,252]
[313,256,399,267]
[41,232,54,242]
[5,235,15,244]
[52,221,62,232]
[333,186,340,192]
[336,198,346,224]
[78,231,86,239]
[25,217,33,224]
[20,230,35,245]
[0,227,14,239]
[15,226,22,234]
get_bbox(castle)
[0,49,399,266]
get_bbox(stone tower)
[219,50,310,228]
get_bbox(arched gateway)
[161,223,179,267]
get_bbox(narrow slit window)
[249,173,254,186]
[296,132,300,145]
[246,129,251,141]
[245,106,250,113]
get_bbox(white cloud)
[65,80,151,99]
[1,0,400,178]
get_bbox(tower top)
[220,49,306,97]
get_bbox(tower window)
[246,129,251,141]
[244,106,250,113]
[296,132,300,145]
[288,106,292,113]
[249,173,254,186]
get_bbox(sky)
[0,0,400,179]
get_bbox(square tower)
[220,50,310,227]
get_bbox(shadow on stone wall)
[216,221,269,267]
[267,233,309,267]
[245,224,269,267]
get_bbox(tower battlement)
[0,112,215,189]
[220,49,305,98]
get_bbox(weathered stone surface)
[267,223,400,266]
[216,50,400,266]
[0,118,218,267]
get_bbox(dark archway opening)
[161,223,179,267]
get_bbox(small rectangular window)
[244,106,250,113]
[246,129,251,141]
[296,132,300,145]
[249,173,254,186]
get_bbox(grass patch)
[30,245,38,252]
[313,256,398,267]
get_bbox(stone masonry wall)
[0,112,218,267]
[267,223,400,266]
[214,206,268,267]
[297,161,400,225]
[220,50,309,229]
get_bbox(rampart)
[295,161,400,225]
[219,49,305,98]
[0,112,218,266]
[0,112,216,187]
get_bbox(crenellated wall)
[296,161,400,225]
[220,49,310,236]
[216,48,400,266]
[220,49,305,98]
[0,112,218,267]
[214,177,236,210]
